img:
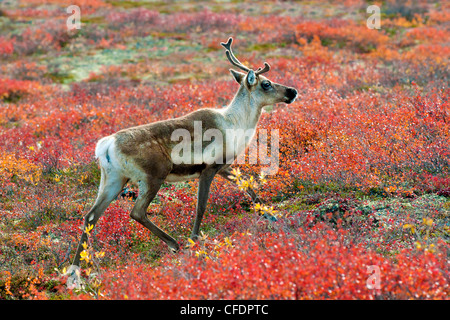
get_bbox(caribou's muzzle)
[285,87,298,104]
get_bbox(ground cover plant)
[0,0,448,300]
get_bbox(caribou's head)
[221,37,298,107]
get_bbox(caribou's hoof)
[263,212,278,222]
[168,241,180,253]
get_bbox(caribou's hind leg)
[67,165,127,288]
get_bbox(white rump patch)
[95,135,118,169]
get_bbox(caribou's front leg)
[191,166,221,240]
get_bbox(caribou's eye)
[261,81,272,91]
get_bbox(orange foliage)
[1,0,449,300]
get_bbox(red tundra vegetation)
[0,0,448,300]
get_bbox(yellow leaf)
[224,237,233,247]
[187,238,196,248]
[259,172,267,184]
[199,231,208,241]
[80,250,90,262]
[230,168,241,180]
[85,224,94,235]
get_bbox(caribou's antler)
[255,62,270,76]
[221,37,271,76]
[221,37,250,73]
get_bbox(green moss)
[81,16,106,25]
[246,43,279,52]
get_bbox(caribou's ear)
[230,69,245,84]
[247,70,256,86]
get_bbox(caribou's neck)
[221,86,263,130]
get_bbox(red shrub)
[0,37,15,57]
[1,0,449,300]
[96,227,449,300]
